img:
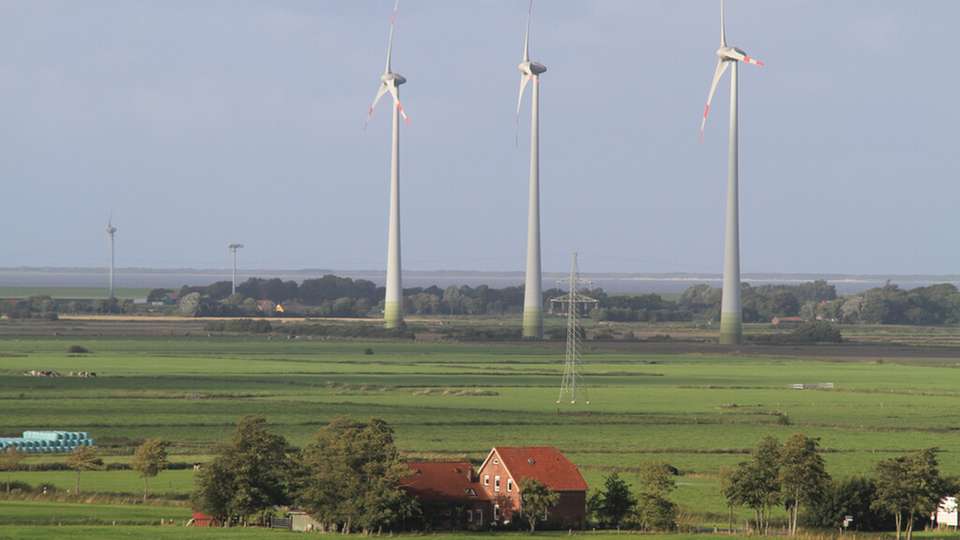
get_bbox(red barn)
[476,447,587,529]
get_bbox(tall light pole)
[106,219,117,299]
[228,243,244,296]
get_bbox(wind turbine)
[700,0,763,345]
[106,217,117,299]
[367,0,409,329]
[228,243,244,296]
[517,0,547,339]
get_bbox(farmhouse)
[402,446,587,530]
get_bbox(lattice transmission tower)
[551,252,597,404]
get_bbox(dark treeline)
[158,276,960,325]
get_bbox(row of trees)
[192,416,417,532]
[1,439,168,502]
[722,434,951,540]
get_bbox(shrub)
[364,348,375,355]
[66,345,91,354]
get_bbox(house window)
[507,478,513,492]
[495,475,501,492]
[478,509,483,524]
[494,504,500,521]
[493,458,499,464]
[483,475,490,486]
[467,510,473,523]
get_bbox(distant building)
[187,512,220,527]
[771,316,804,327]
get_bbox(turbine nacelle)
[518,61,547,76]
[380,72,406,86]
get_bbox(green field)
[0,287,150,300]
[2,332,960,529]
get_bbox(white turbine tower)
[700,0,763,345]
[228,243,244,296]
[367,0,410,329]
[106,218,117,299]
[517,0,547,339]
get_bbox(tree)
[631,493,678,532]
[132,438,169,502]
[802,476,894,532]
[300,417,417,533]
[724,436,781,534]
[595,473,635,528]
[66,446,103,495]
[0,448,24,493]
[873,449,948,540]
[518,478,559,533]
[780,434,830,535]
[628,462,678,531]
[192,416,296,525]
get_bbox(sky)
[2,1,958,275]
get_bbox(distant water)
[1,268,958,296]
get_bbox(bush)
[204,319,273,334]
[364,348,375,355]
[66,345,91,354]
[751,321,842,345]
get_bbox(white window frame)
[494,475,501,492]
[494,504,500,521]
[467,510,473,523]
[507,478,513,492]
[483,474,490,486]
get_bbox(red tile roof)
[493,447,588,492]
[402,461,489,503]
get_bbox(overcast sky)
[2,1,958,274]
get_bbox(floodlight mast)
[106,218,118,299]
[228,243,244,296]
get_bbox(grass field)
[0,287,150,300]
[2,330,960,529]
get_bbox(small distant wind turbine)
[517,0,547,340]
[699,0,764,345]
[228,243,244,296]
[106,217,117,299]
[366,0,410,329]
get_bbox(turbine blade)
[384,0,400,74]
[522,0,533,62]
[365,84,389,129]
[516,74,531,117]
[700,59,730,139]
[720,0,727,47]
[387,84,409,124]
[516,74,531,147]
[729,49,765,66]
[742,53,764,67]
